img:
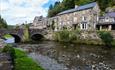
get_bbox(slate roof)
[100,12,115,19]
[105,12,115,18]
[58,2,97,15]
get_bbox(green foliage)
[98,31,113,46]
[51,20,55,30]
[14,49,27,58]
[2,44,16,64]
[22,24,30,42]
[48,0,75,17]
[111,40,115,47]
[63,0,75,10]
[15,24,20,29]
[14,49,44,70]
[2,45,43,70]
[0,15,7,28]
[54,30,78,42]
[2,44,15,58]
[48,2,62,17]
[75,0,95,6]
[4,34,13,38]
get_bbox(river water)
[18,41,115,70]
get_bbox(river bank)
[52,30,115,47]
[18,41,115,70]
[0,44,44,70]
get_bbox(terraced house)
[31,2,101,31]
[97,12,115,30]
[54,2,100,31]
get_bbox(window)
[82,16,86,21]
[80,22,88,30]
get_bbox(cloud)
[0,0,61,25]
[0,1,9,11]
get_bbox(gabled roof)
[100,12,115,19]
[58,2,97,15]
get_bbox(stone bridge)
[0,29,48,43]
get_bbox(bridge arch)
[9,34,21,43]
[31,33,44,41]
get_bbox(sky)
[0,0,62,25]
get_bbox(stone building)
[31,2,101,31]
[97,12,115,30]
[54,2,100,31]
[30,16,48,29]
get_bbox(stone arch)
[31,33,44,41]
[9,34,21,43]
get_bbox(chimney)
[75,5,78,8]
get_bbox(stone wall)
[0,39,5,48]
[46,30,115,45]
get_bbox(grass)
[14,49,44,70]
[1,44,44,70]
[4,34,13,38]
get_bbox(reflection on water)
[4,38,14,43]
[18,41,115,70]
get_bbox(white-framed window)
[80,22,88,30]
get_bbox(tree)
[48,4,54,17]
[49,4,53,10]
[0,16,7,28]
[75,0,95,5]
[48,2,62,17]
[63,0,75,10]
[54,1,60,7]
[95,0,114,11]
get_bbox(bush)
[98,31,113,46]
[2,44,15,58]
[111,40,115,47]
[2,44,15,65]
[54,30,77,42]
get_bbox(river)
[18,41,115,70]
